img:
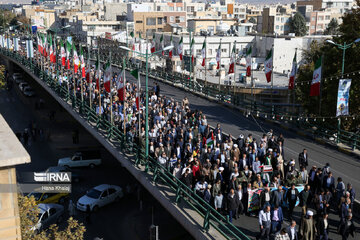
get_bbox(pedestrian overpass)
[0,49,250,240]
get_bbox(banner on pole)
[26,40,34,58]
[336,79,351,117]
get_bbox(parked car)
[19,82,29,91]
[58,150,101,168]
[23,86,36,97]
[45,166,80,183]
[76,184,123,212]
[31,203,64,234]
[27,191,69,204]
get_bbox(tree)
[19,195,86,240]
[295,0,360,131]
[290,12,307,36]
[324,18,339,35]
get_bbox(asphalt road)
[120,69,359,239]
[0,66,193,240]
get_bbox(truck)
[57,151,101,168]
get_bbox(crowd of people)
[14,47,358,240]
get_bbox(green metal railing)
[1,49,250,240]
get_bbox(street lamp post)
[326,38,360,143]
[120,44,174,160]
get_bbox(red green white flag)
[73,43,80,73]
[160,34,164,56]
[80,46,86,78]
[264,49,273,83]
[228,44,235,74]
[310,57,322,96]
[66,37,72,70]
[178,36,183,61]
[246,47,252,77]
[169,35,173,59]
[103,61,112,93]
[288,52,297,90]
[201,39,206,67]
[151,33,156,53]
[216,44,221,69]
[190,36,195,64]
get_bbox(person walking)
[257,205,271,240]
[300,210,316,240]
[226,188,239,222]
[286,184,299,220]
[339,213,355,240]
[316,213,329,240]
[271,205,284,234]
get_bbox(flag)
[49,34,55,63]
[80,46,86,78]
[206,133,214,148]
[130,31,135,50]
[103,61,112,93]
[201,39,206,67]
[60,39,66,66]
[130,69,140,111]
[66,37,72,70]
[138,32,142,53]
[53,38,57,63]
[336,79,351,117]
[37,34,42,54]
[288,52,297,90]
[310,57,322,96]
[95,55,100,90]
[190,36,195,63]
[160,34,164,56]
[178,36,183,61]
[43,34,48,57]
[13,38,19,52]
[228,44,235,74]
[216,44,221,69]
[26,40,34,58]
[264,49,273,83]
[73,43,80,73]
[169,35,173,59]
[246,47,252,77]
[151,33,156,53]
[116,70,126,101]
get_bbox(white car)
[58,151,101,168]
[32,203,64,234]
[77,184,123,212]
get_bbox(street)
[0,66,193,240]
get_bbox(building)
[30,8,56,31]
[261,7,293,35]
[309,8,342,34]
[297,0,353,13]
[0,115,31,240]
[187,19,237,35]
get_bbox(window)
[179,17,185,22]
[208,49,212,55]
[311,25,315,29]
[221,49,227,53]
[325,15,330,20]
[157,28,162,31]
[276,17,280,21]
[164,17,167,23]
[280,26,284,31]
[318,16,324,21]
[136,20,143,24]
[101,190,108,198]
[169,7,174,11]
[157,6,161,11]
[177,7,182,11]
[108,188,116,195]
[146,18,156,26]
[196,49,201,55]
[281,17,284,23]
[311,17,315,21]
[318,24,323,29]
[276,25,279,29]
[157,17,162,24]
[170,16,175,22]
[235,8,239,13]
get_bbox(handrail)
[1,48,250,240]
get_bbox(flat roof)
[0,114,30,167]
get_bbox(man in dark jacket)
[339,213,355,240]
[316,213,329,240]
[226,188,239,222]
[298,149,309,169]
[271,186,284,207]
[286,220,298,240]
[286,184,299,220]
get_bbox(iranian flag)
[288,52,297,90]
[216,44,221,69]
[310,57,322,96]
[43,34,48,57]
[60,39,66,66]
[201,39,206,67]
[178,36,183,60]
[95,55,100,90]
[151,33,156,53]
[103,61,112,93]
[73,43,80,73]
[130,31,135,50]
[246,47,252,77]
[169,35,173,59]
[66,37,72,70]
[80,46,86,78]
[160,34,164,56]
[130,69,140,110]
[190,36,195,63]
[37,34,42,54]
[264,49,273,83]
[116,70,126,101]
[138,32,142,53]
[228,44,235,74]
[49,35,55,63]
